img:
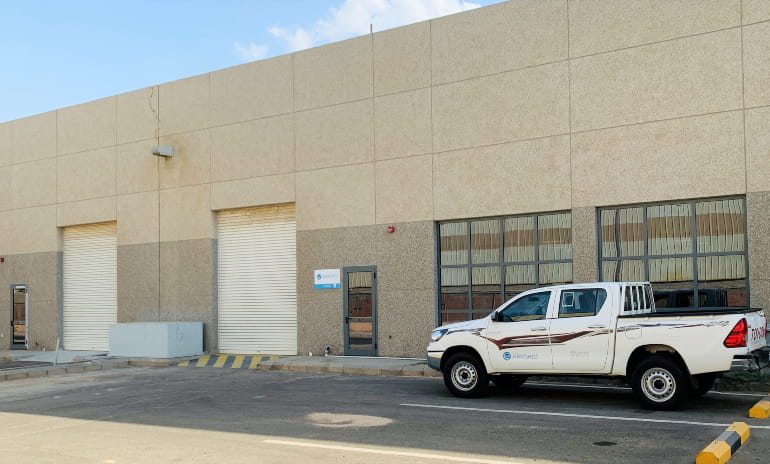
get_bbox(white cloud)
[234,41,269,62]
[269,0,482,52]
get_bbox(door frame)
[342,266,378,356]
[10,284,28,350]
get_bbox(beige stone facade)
[0,1,767,357]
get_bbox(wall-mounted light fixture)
[152,145,175,158]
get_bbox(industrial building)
[0,0,768,358]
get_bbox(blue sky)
[0,0,504,123]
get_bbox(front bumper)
[427,351,442,371]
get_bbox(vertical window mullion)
[614,208,621,281]
[742,197,749,308]
[690,201,699,307]
[466,220,472,319]
[643,206,649,282]
[499,218,504,306]
[534,215,540,287]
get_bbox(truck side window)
[498,292,551,322]
[559,288,607,318]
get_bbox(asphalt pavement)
[0,365,768,463]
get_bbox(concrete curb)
[696,422,750,464]
[0,358,131,382]
[749,396,770,418]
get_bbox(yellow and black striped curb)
[749,396,770,418]
[696,422,750,464]
[177,354,281,369]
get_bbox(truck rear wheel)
[631,355,690,410]
[443,352,489,398]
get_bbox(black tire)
[692,373,717,397]
[631,355,690,410]
[443,352,489,398]
[492,374,528,389]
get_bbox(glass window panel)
[647,203,692,255]
[441,267,468,287]
[698,255,746,281]
[652,283,696,310]
[698,280,747,308]
[559,288,607,318]
[539,262,573,285]
[649,257,693,282]
[440,268,468,311]
[499,292,551,322]
[440,293,469,311]
[603,260,644,282]
[471,219,500,264]
[439,222,468,265]
[503,216,535,262]
[538,213,572,261]
[696,199,745,253]
[504,264,536,302]
[618,208,644,257]
[505,264,536,285]
[600,209,618,258]
[441,312,472,324]
[472,266,502,310]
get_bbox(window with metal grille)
[599,197,748,310]
[438,212,573,324]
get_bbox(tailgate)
[746,310,768,352]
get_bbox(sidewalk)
[256,355,441,377]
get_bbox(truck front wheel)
[443,352,489,398]
[631,355,690,410]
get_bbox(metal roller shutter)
[63,222,117,351]
[217,204,297,354]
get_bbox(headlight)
[430,329,448,342]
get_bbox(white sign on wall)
[314,269,341,289]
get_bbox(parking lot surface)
[0,367,768,463]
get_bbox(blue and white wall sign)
[314,269,341,289]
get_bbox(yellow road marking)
[177,360,190,366]
[213,355,228,368]
[232,355,245,369]
[249,356,262,369]
[195,355,211,367]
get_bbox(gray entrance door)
[343,266,377,356]
[11,285,27,350]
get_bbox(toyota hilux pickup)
[427,282,767,409]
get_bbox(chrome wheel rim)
[641,367,676,403]
[451,361,478,392]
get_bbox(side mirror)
[491,311,500,322]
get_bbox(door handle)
[588,324,607,329]
[530,327,547,332]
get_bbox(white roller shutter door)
[218,204,297,354]
[63,222,117,351]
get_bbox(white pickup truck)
[427,282,767,409]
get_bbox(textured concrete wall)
[159,239,217,353]
[748,192,770,313]
[0,252,59,350]
[117,243,160,323]
[571,207,598,283]
[298,221,435,358]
